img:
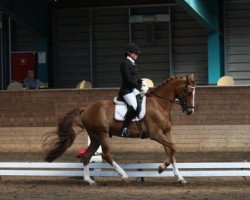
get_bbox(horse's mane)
[147,76,185,95]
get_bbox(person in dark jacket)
[118,44,148,137]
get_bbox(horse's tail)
[42,107,85,162]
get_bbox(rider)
[119,43,148,137]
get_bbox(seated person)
[23,69,40,90]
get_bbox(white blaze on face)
[188,85,195,113]
[191,86,195,112]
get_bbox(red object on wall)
[11,52,37,81]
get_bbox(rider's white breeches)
[123,92,138,110]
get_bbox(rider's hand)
[140,85,148,95]
[133,88,140,95]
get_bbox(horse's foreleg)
[150,132,175,172]
[171,158,186,184]
[156,143,176,175]
[162,134,186,184]
[101,135,128,180]
[150,131,186,184]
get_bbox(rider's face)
[129,52,139,60]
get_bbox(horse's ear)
[187,74,194,84]
[190,73,194,81]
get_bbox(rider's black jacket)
[119,58,142,96]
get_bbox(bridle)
[176,76,195,114]
[150,76,195,114]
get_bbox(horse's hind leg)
[82,137,100,185]
[101,134,129,180]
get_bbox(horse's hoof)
[178,179,187,185]
[89,181,97,186]
[84,178,96,186]
[158,165,165,174]
[121,176,129,182]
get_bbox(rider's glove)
[133,88,140,96]
[140,85,148,95]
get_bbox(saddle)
[113,96,146,121]
[113,96,147,139]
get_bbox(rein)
[149,93,180,105]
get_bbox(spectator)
[23,69,40,90]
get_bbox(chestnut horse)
[43,74,195,185]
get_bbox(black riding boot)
[121,106,137,137]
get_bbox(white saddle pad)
[113,96,146,121]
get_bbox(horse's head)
[148,74,195,115]
[175,74,195,115]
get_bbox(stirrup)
[121,127,129,137]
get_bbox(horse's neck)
[150,83,176,111]
[155,80,177,99]
[155,88,175,101]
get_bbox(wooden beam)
[0,0,48,37]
